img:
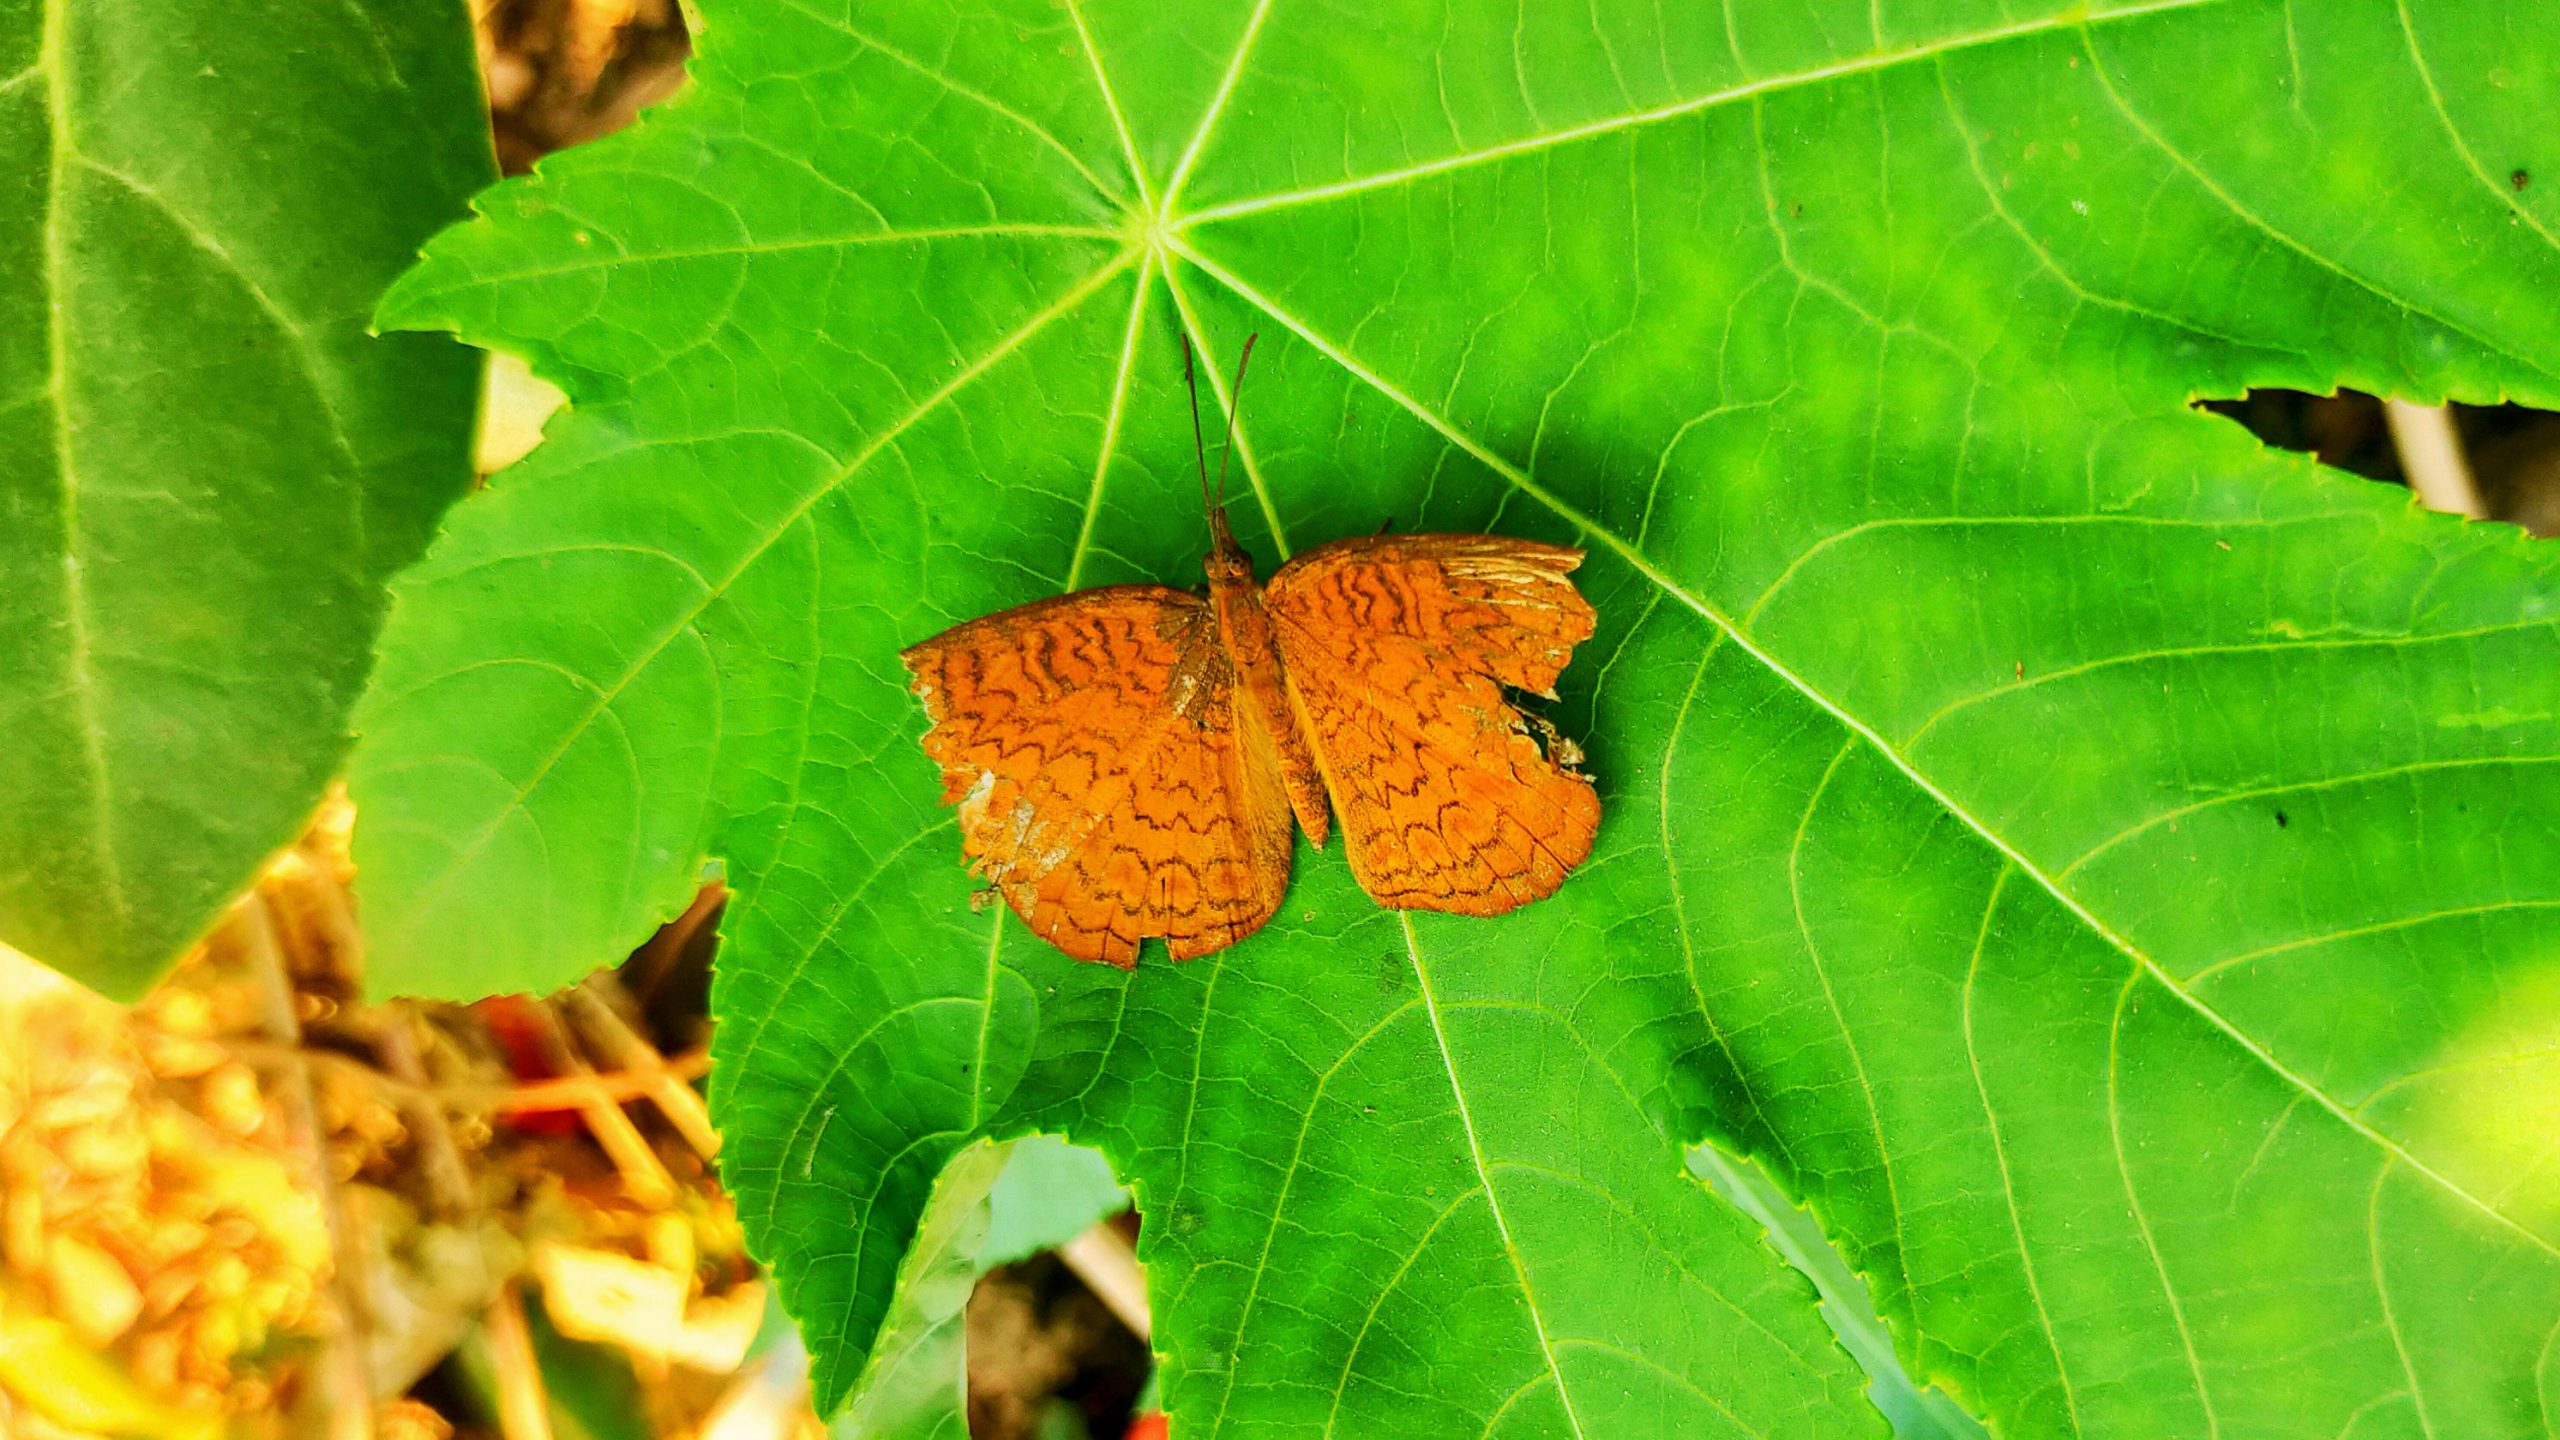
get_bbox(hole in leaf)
[476,350,571,480]
[971,1138,1148,1438]
[1688,1145,1992,1439]
[480,0,695,175]
[2197,390,2560,534]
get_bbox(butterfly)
[900,336,1600,966]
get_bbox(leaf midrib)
[36,0,129,931]
[378,252,1139,958]
[772,0,1127,206]
[28,0,377,951]
[2076,30,2560,388]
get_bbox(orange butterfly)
[901,338,1599,966]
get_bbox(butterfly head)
[1202,515,1254,585]
[1183,331,1259,585]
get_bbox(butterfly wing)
[901,586,1295,966]
[1264,534,1600,914]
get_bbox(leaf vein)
[36,0,128,929]
[2079,31,2558,387]
[1402,912,1592,1440]
[1901,621,2557,752]
[769,0,1122,203]
[1063,0,1156,207]
[2390,0,2560,254]
[2366,1162,2439,1440]
[1177,0,2230,227]
[1210,998,1425,1436]
[1788,741,1925,1336]
[1175,236,2560,1260]
[379,252,1138,963]
[2063,753,2560,878]
[402,224,1120,293]
[2185,897,2560,988]
[1318,1186,1487,1439]
[1161,0,1276,211]
[2105,972,2223,1436]
[1066,252,1154,589]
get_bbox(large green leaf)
[358,0,2560,1434]
[0,0,491,996]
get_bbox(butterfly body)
[1204,514,1334,847]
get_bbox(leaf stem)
[483,1280,556,1440]
[2383,400,2486,518]
[563,976,720,1158]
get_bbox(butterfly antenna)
[1182,334,1217,527]
[1213,332,1258,512]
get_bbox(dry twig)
[239,895,376,1440]
[482,1281,556,1440]
[524,1002,678,1207]
[1058,1224,1151,1342]
[2384,399,2488,518]
[562,977,719,1158]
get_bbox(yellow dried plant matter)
[1,943,332,1422]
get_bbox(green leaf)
[831,1141,1004,1440]
[1691,1146,1989,1440]
[359,0,2560,1434]
[0,0,491,997]
[833,1135,1132,1439]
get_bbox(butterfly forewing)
[1263,534,1601,914]
[901,587,1295,966]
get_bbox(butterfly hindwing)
[901,586,1295,966]
[1263,534,1601,914]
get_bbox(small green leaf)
[1693,1146,1989,1440]
[832,1142,1006,1440]
[833,1135,1132,1439]
[359,0,2560,1434]
[0,0,492,996]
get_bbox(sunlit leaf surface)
[360,0,2560,1433]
